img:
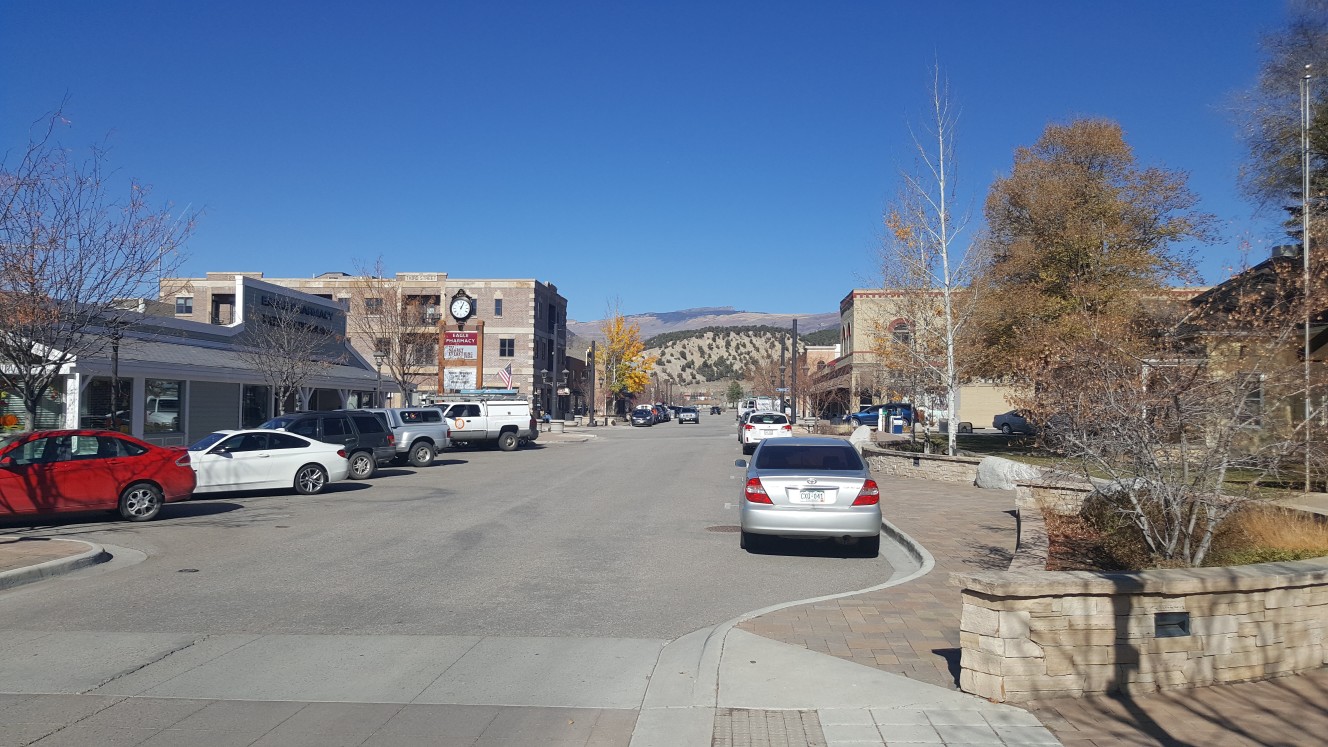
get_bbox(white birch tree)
[876,66,982,455]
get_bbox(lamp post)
[374,351,386,407]
[541,368,569,420]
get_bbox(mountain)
[567,306,838,341]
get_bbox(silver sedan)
[735,437,881,556]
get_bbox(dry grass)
[1207,504,1328,566]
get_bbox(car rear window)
[755,444,864,471]
[749,413,788,424]
[351,414,386,433]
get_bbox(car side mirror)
[0,455,13,468]
[735,459,747,468]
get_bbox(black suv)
[259,410,395,479]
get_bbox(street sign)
[775,388,788,392]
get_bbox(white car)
[188,430,351,495]
[739,411,793,455]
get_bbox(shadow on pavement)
[746,536,879,559]
[932,647,962,687]
[0,501,245,533]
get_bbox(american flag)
[498,362,513,388]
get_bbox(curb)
[630,516,939,746]
[0,537,111,591]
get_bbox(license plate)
[798,490,827,503]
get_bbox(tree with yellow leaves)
[598,300,655,417]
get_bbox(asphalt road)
[0,416,894,641]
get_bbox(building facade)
[1,276,388,446]
[164,272,569,413]
[808,288,1013,427]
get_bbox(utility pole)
[1303,64,1314,494]
[791,318,798,424]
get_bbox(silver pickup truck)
[362,407,451,467]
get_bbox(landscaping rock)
[976,456,1044,491]
[848,425,874,452]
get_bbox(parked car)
[654,404,670,422]
[188,430,350,495]
[992,409,1036,435]
[735,437,881,556]
[630,409,655,427]
[847,402,921,428]
[710,405,723,415]
[362,407,451,467]
[677,406,699,424]
[259,410,395,479]
[0,430,195,522]
[739,411,793,455]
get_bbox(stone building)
[163,271,569,412]
[808,288,1012,427]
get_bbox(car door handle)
[257,453,270,458]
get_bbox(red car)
[0,430,196,522]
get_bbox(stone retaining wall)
[950,561,1328,702]
[861,446,981,484]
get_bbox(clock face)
[450,297,472,320]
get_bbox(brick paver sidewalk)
[1027,667,1328,746]
[0,536,89,573]
[738,476,1016,689]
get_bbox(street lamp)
[541,368,569,420]
[373,351,386,407]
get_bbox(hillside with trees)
[643,326,831,391]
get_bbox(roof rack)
[427,389,527,402]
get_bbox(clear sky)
[1,1,1294,322]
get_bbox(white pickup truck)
[434,396,539,451]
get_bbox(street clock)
[449,290,475,322]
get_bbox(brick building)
[163,271,569,413]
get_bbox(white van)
[738,396,777,421]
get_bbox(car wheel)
[294,464,329,495]
[348,451,377,480]
[741,442,754,455]
[859,534,881,557]
[1001,423,1013,435]
[408,442,434,468]
[848,417,860,427]
[497,431,518,452]
[118,482,163,522]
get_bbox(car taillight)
[852,479,881,506]
[744,424,754,431]
[744,477,772,504]
[174,453,190,467]
[781,425,792,432]
[386,434,395,445]
[337,449,348,459]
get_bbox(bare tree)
[1026,255,1327,567]
[346,257,438,405]
[234,299,340,416]
[875,66,983,454]
[0,109,194,428]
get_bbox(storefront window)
[144,379,183,433]
[79,377,132,432]
[242,385,271,428]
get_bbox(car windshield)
[748,413,787,424]
[681,408,697,413]
[0,432,30,451]
[188,432,228,451]
[260,416,296,429]
[755,444,864,471]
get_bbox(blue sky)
[1,1,1294,321]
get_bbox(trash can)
[890,417,905,435]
